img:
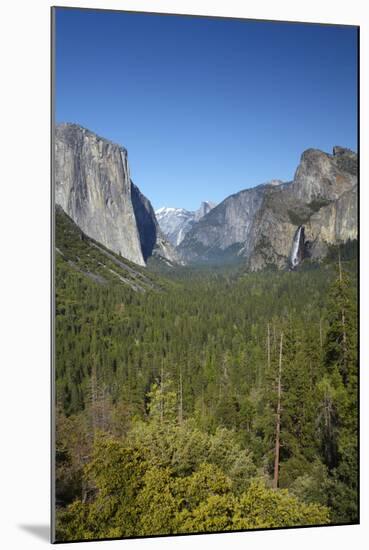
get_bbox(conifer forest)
[54,211,358,541]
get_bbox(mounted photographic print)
[51,6,359,543]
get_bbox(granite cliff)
[178,147,357,269]
[55,123,177,266]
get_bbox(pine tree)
[322,253,358,523]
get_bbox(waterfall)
[290,226,304,269]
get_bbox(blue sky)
[55,8,358,211]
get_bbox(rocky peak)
[332,145,358,176]
[194,201,216,221]
[291,146,357,203]
[266,179,284,187]
[333,145,355,157]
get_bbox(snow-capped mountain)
[156,202,216,246]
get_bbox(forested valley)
[54,225,358,541]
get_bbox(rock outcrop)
[55,123,176,266]
[290,147,356,202]
[194,201,216,222]
[178,148,357,269]
[177,182,282,264]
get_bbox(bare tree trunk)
[160,363,164,423]
[273,332,283,489]
[219,354,228,399]
[267,323,271,370]
[178,369,183,424]
[222,353,228,380]
[90,360,98,435]
[101,386,108,432]
[338,249,348,380]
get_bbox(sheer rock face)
[246,148,357,270]
[55,123,176,266]
[308,185,358,251]
[130,182,158,263]
[177,182,280,264]
[178,148,357,269]
[194,201,217,222]
[131,183,179,264]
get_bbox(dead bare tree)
[178,368,183,424]
[273,331,283,489]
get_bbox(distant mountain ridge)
[54,123,357,271]
[155,201,216,246]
